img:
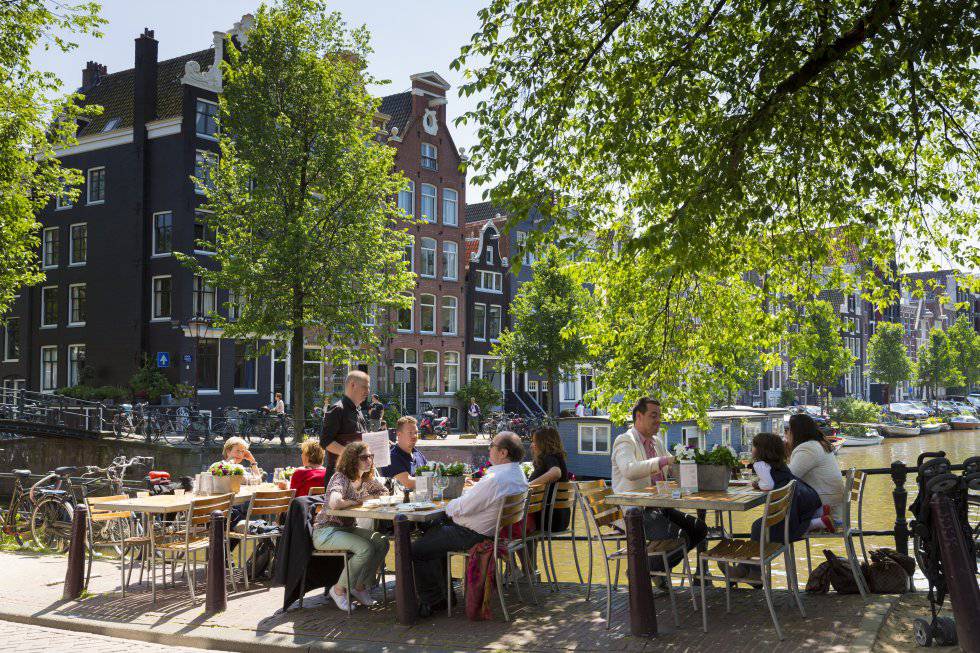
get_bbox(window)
[561,374,578,402]
[41,286,58,327]
[152,212,173,255]
[394,348,417,365]
[193,275,216,316]
[86,167,105,204]
[516,231,535,266]
[103,117,121,132]
[421,142,438,170]
[68,344,85,387]
[442,188,458,226]
[227,291,243,321]
[487,305,502,340]
[473,303,486,340]
[152,276,171,319]
[441,241,457,280]
[422,351,439,394]
[477,270,503,292]
[233,341,257,391]
[444,351,460,393]
[486,244,494,265]
[578,423,610,454]
[304,347,324,393]
[68,284,86,326]
[194,211,216,252]
[56,183,72,210]
[403,241,414,272]
[441,296,458,335]
[42,228,59,268]
[397,296,413,332]
[420,294,435,333]
[420,238,436,277]
[398,181,414,216]
[194,150,216,194]
[468,356,502,390]
[421,184,437,223]
[195,99,218,138]
[681,426,701,448]
[69,224,87,265]
[197,338,219,391]
[40,346,58,392]
[3,319,20,361]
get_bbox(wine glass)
[738,451,753,478]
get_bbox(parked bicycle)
[242,410,293,445]
[174,406,211,444]
[111,402,150,439]
[1,469,38,546]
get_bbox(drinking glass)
[274,468,285,485]
[738,451,753,478]
[174,489,185,496]
[433,476,448,502]
[656,480,670,495]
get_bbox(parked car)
[887,402,929,421]
[950,401,977,415]
[967,394,980,409]
[932,400,960,417]
[908,401,937,417]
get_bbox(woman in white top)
[786,414,845,524]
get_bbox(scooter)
[418,410,450,438]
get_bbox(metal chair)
[698,481,804,641]
[540,481,574,592]
[84,495,150,596]
[804,468,869,597]
[301,549,353,614]
[518,483,549,600]
[229,488,294,589]
[447,491,529,620]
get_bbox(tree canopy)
[792,300,855,409]
[946,314,980,392]
[916,326,963,399]
[866,320,913,399]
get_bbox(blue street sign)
[156,352,170,368]
[183,354,193,363]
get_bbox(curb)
[849,595,900,653]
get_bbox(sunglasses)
[358,453,375,461]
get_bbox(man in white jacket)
[611,397,707,571]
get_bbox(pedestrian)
[320,371,370,478]
[467,397,481,435]
[574,400,585,417]
[367,394,386,431]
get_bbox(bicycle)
[242,410,293,445]
[143,409,176,444]
[175,406,211,444]
[1,469,38,546]
[111,402,149,438]
[211,406,243,442]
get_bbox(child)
[750,432,829,541]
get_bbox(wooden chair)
[153,493,236,601]
[447,491,529,620]
[540,481,574,592]
[229,488,294,589]
[804,468,869,597]
[84,495,150,596]
[517,483,549,600]
[578,483,694,628]
[308,487,325,496]
[698,481,804,641]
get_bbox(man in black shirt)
[380,416,427,490]
[320,370,370,477]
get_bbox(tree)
[454,378,503,427]
[792,301,855,412]
[184,0,415,434]
[916,327,964,400]
[946,315,980,392]
[492,247,591,416]
[0,1,103,317]
[453,1,980,421]
[866,321,913,403]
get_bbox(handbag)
[862,549,911,594]
[805,560,831,593]
[823,550,866,594]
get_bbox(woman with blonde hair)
[313,441,389,611]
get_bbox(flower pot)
[443,476,465,500]
[210,475,242,495]
[696,464,730,492]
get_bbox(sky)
[33,0,492,199]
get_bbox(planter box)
[696,464,730,492]
[443,476,465,500]
[210,475,242,495]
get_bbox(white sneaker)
[351,588,377,607]
[329,585,352,611]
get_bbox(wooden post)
[932,493,980,651]
[890,461,909,555]
[63,504,88,599]
[205,510,227,614]
[393,514,417,625]
[624,507,658,636]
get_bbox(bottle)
[403,487,411,504]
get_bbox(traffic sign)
[156,352,170,368]
[183,354,193,363]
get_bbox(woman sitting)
[222,436,262,480]
[528,426,570,533]
[313,442,390,611]
[786,413,845,531]
[749,432,822,543]
[279,439,326,497]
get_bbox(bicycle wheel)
[112,414,133,438]
[30,497,73,552]
[2,499,33,546]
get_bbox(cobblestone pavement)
[0,619,217,652]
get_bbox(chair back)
[760,480,795,553]
[309,486,325,496]
[525,483,548,521]
[246,488,295,523]
[545,481,574,532]
[842,468,865,530]
[187,493,234,539]
[85,495,132,523]
[578,484,623,536]
[493,491,529,548]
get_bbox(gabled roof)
[410,71,450,90]
[75,48,214,137]
[379,91,412,136]
[465,201,506,224]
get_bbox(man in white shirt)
[611,397,707,572]
[411,431,528,614]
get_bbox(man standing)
[410,431,527,615]
[366,394,386,431]
[381,416,427,490]
[320,370,370,478]
[611,397,707,571]
[467,397,481,434]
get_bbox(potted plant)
[208,460,246,494]
[433,462,468,499]
[694,445,739,492]
[673,444,699,493]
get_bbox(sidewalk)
[0,551,909,652]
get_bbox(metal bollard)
[205,510,227,614]
[393,514,417,625]
[890,461,909,556]
[932,494,980,651]
[624,507,658,636]
[63,503,88,599]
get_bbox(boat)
[919,422,943,434]
[879,422,921,437]
[841,429,884,447]
[950,415,980,430]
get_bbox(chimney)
[81,61,107,89]
[133,28,158,130]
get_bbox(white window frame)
[3,318,20,362]
[473,303,486,341]
[194,209,216,254]
[422,350,439,395]
[419,293,436,334]
[194,150,216,195]
[227,291,243,322]
[67,343,85,387]
[443,351,460,394]
[151,275,172,321]
[420,183,437,223]
[681,426,702,448]
[442,188,458,226]
[721,425,731,447]
[441,241,458,280]
[67,283,86,327]
[86,166,105,205]
[578,423,611,455]
[40,286,57,328]
[152,211,174,257]
[404,241,414,273]
[195,98,219,140]
[398,181,414,216]
[420,237,437,278]
[517,231,534,266]
[468,355,503,392]
[193,275,217,316]
[560,373,579,402]
[477,270,503,293]
[441,296,458,335]
[40,345,58,392]
[68,223,87,266]
[421,142,438,170]
[233,340,258,393]
[487,304,502,341]
[42,227,59,269]
[55,184,72,210]
[486,244,494,265]
[397,296,413,333]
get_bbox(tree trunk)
[547,369,558,418]
[290,290,305,441]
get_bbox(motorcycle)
[418,410,450,438]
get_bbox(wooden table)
[606,484,766,637]
[316,499,448,624]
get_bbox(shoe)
[351,588,377,607]
[329,585,352,611]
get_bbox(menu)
[362,430,391,468]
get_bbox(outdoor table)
[606,483,766,636]
[316,498,447,625]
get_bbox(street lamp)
[186,315,212,404]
